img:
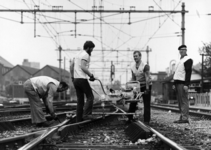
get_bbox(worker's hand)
[172,85,175,90]
[144,89,150,95]
[51,113,59,121]
[89,74,95,82]
[183,86,188,92]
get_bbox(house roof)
[41,65,70,76]
[3,65,39,75]
[20,65,39,75]
[0,56,13,68]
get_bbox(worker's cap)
[57,81,69,92]
[178,45,187,50]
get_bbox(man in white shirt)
[23,76,69,127]
[70,41,96,122]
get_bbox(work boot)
[36,120,55,127]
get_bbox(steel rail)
[154,103,211,112]
[0,130,44,144]
[151,104,211,118]
[7,111,73,123]
[58,106,119,140]
[18,119,70,150]
[17,104,118,150]
[92,112,135,115]
[59,105,119,130]
[137,120,188,150]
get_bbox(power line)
[153,0,180,27]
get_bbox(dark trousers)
[128,85,151,122]
[73,79,94,122]
[175,83,189,120]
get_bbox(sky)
[0,0,211,84]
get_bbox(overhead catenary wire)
[0,0,191,83]
[67,0,134,38]
[142,0,183,49]
[153,0,180,27]
[30,0,58,38]
[22,0,59,46]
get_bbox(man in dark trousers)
[173,45,193,123]
[23,76,69,127]
[128,51,152,125]
[70,41,96,122]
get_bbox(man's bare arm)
[70,59,74,78]
[45,83,57,115]
[131,70,136,81]
[144,65,151,89]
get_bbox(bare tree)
[199,42,211,78]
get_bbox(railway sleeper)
[125,122,151,143]
[56,143,151,149]
[0,121,15,132]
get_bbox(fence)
[189,93,211,107]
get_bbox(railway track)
[2,101,206,150]
[0,110,74,150]
[153,103,211,113]
[0,106,75,122]
[0,104,76,147]
[1,102,189,150]
[1,101,73,109]
[151,103,211,119]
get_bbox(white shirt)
[74,50,90,79]
[173,56,191,81]
[30,76,59,96]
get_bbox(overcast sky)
[0,0,211,83]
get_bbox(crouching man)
[23,76,68,127]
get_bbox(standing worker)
[128,51,152,125]
[173,45,193,124]
[23,76,69,127]
[70,41,96,122]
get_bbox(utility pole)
[64,57,66,101]
[145,46,152,65]
[181,2,185,45]
[110,61,115,84]
[69,59,73,101]
[58,45,62,101]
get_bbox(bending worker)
[128,51,152,125]
[23,76,69,127]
